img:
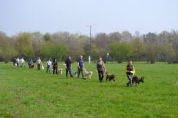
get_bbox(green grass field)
[0,62,178,118]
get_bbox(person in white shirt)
[37,57,42,70]
[19,57,25,67]
[46,58,52,73]
[16,57,20,67]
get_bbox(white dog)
[83,68,93,79]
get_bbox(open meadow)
[0,62,178,118]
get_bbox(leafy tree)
[143,44,159,64]
[43,33,51,42]
[40,42,68,61]
[130,38,144,61]
[16,33,34,57]
[0,32,18,62]
[158,44,176,63]
[109,42,133,63]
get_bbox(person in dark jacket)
[65,56,73,78]
[52,58,58,74]
[28,58,34,69]
[96,57,106,82]
[126,60,135,86]
[77,55,84,78]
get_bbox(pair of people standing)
[46,58,58,74]
[64,55,84,79]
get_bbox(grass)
[0,62,178,118]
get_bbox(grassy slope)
[0,62,178,118]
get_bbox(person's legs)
[81,68,84,78]
[101,71,104,81]
[98,71,103,82]
[69,68,73,77]
[66,68,69,77]
[56,67,58,74]
[127,75,133,86]
[37,64,40,70]
[78,67,80,78]
[46,65,49,73]
[53,67,55,74]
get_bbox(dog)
[28,64,34,69]
[106,72,115,81]
[131,75,144,85]
[58,68,63,75]
[72,71,78,78]
[83,68,93,79]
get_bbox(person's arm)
[133,66,135,71]
[77,60,80,68]
[131,66,135,74]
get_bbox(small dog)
[72,71,78,78]
[83,68,93,79]
[28,64,34,69]
[131,76,144,85]
[58,68,63,75]
[106,72,115,81]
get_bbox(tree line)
[0,30,178,64]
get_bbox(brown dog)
[106,72,115,81]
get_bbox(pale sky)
[0,0,178,36]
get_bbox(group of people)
[12,57,25,67]
[95,58,136,84]
[12,56,135,84]
[46,58,58,74]
[64,55,85,78]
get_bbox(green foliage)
[130,38,144,59]
[1,44,18,61]
[40,42,68,60]
[43,33,51,42]
[158,44,176,63]
[0,33,18,62]
[0,62,177,117]
[16,33,34,57]
[1,31,178,63]
[109,42,133,63]
[143,44,158,64]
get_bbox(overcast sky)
[0,0,178,36]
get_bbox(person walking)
[52,58,58,74]
[46,58,52,73]
[126,60,135,86]
[77,55,84,78]
[36,57,42,70]
[96,57,106,82]
[28,58,34,69]
[65,56,73,78]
